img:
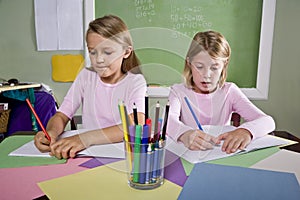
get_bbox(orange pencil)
[25,98,51,141]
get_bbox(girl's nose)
[96,55,104,63]
[202,68,211,78]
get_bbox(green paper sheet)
[0,135,65,168]
[181,147,280,176]
[181,158,194,176]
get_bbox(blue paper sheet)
[178,163,300,200]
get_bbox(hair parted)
[86,15,141,74]
[183,30,231,88]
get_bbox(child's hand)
[49,134,85,159]
[178,129,219,151]
[34,131,57,153]
[217,128,252,154]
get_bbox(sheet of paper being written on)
[9,129,125,159]
[165,125,292,164]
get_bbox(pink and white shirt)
[167,82,275,141]
[58,68,147,130]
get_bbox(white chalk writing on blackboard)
[135,0,156,22]
[170,4,212,38]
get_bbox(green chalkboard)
[95,0,262,87]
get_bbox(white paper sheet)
[57,0,83,50]
[9,130,125,159]
[165,125,293,163]
[34,0,58,50]
[34,0,83,51]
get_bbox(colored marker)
[156,139,165,179]
[152,141,159,182]
[139,125,149,184]
[146,118,152,140]
[133,125,142,183]
[129,125,135,143]
[145,143,153,184]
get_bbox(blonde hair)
[183,30,231,88]
[86,15,141,74]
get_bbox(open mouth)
[201,82,210,87]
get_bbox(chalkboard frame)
[83,0,276,100]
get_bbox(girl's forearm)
[80,124,124,147]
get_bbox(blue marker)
[139,125,149,184]
[156,139,165,179]
[152,141,159,182]
[145,143,153,184]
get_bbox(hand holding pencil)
[178,129,219,151]
[179,96,219,150]
[26,98,59,154]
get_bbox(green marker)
[133,125,142,183]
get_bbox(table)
[0,131,299,200]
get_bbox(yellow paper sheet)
[52,54,84,82]
[38,160,182,199]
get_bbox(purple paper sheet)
[79,157,123,168]
[164,150,188,187]
[79,150,188,187]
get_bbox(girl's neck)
[192,85,218,94]
[100,72,126,84]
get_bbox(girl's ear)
[123,46,133,59]
[224,58,229,66]
[186,57,190,64]
[186,57,192,68]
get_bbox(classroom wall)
[252,0,300,137]
[0,0,299,137]
[0,0,80,104]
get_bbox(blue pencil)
[184,96,203,131]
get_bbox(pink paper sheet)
[0,157,91,200]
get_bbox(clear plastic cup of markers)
[124,140,166,190]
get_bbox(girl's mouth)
[201,82,210,87]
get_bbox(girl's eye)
[104,51,113,55]
[89,50,97,56]
[195,65,203,70]
[210,63,220,71]
[192,63,202,69]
